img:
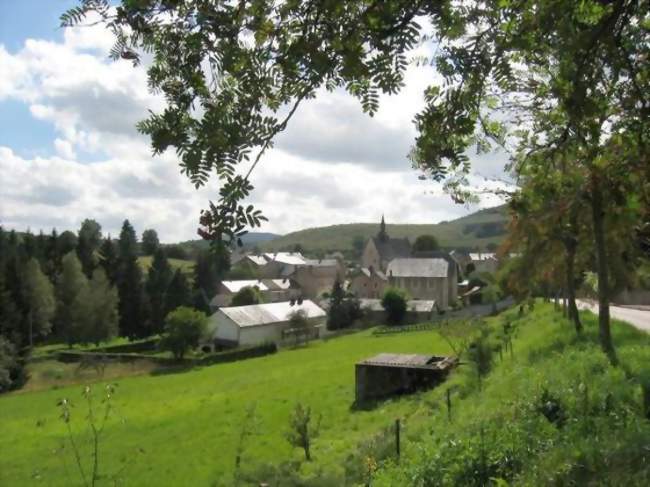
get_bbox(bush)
[162,307,208,359]
[230,285,264,307]
[0,337,26,393]
[381,288,408,325]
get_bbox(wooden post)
[395,419,400,460]
[446,388,452,422]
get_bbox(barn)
[355,353,458,403]
[209,300,326,347]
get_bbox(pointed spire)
[378,214,388,242]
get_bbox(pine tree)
[116,220,147,339]
[98,237,118,284]
[166,269,191,314]
[84,268,119,345]
[57,231,77,256]
[55,252,88,346]
[21,258,55,346]
[192,249,228,313]
[145,248,173,333]
[0,272,22,343]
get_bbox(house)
[210,300,326,347]
[260,252,344,299]
[349,266,388,298]
[469,252,499,274]
[209,279,300,309]
[359,298,436,324]
[355,353,458,402]
[361,216,411,271]
[386,257,458,309]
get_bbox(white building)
[210,300,326,347]
[209,279,299,309]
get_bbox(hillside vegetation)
[260,205,508,254]
[1,303,648,486]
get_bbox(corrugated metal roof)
[221,280,268,292]
[219,300,326,328]
[387,258,449,278]
[358,353,458,370]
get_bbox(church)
[354,217,458,309]
[361,216,411,271]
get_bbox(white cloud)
[0,21,509,242]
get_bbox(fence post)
[446,388,452,422]
[395,418,401,460]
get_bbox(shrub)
[162,307,208,359]
[381,287,408,325]
[230,285,264,307]
[0,337,26,393]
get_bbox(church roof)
[371,236,411,262]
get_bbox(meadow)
[0,324,454,486]
[2,304,648,486]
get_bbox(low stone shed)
[355,353,458,403]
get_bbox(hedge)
[56,342,277,367]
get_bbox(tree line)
[0,219,229,391]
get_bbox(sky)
[0,1,509,243]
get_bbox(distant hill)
[259,205,510,254]
[172,231,280,256]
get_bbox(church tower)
[377,214,389,242]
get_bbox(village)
[208,217,503,350]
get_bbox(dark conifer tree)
[192,249,228,313]
[116,220,147,339]
[145,247,173,333]
[166,269,192,314]
[98,237,118,284]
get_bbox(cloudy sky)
[0,1,508,243]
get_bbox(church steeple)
[377,214,389,242]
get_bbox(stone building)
[361,216,411,272]
[349,266,388,298]
[386,257,458,309]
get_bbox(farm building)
[209,300,326,347]
[355,353,458,403]
[209,279,300,309]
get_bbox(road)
[576,300,650,333]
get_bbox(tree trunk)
[590,178,617,365]
[565,243,582,333]
[28,311,33,348]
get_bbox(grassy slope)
[374,306,650,486]
[2,305,647,486]
[0,328,454,486]
[260,205,508,253]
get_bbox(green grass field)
[2,304,648,486]
[0,327,454,486]
[137,256,195,275]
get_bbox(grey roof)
[358,353,457,370]
[220,280,268,293]
[303,258,339,267]
[263,252,307,265]
[371,237,411,262]
[387,258,449,278]
[217,300,325,328]
[469,253,497,262]
[359,267,388,280]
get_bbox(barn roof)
[218,300,325,328]
[358,353,458,370]
[387,258,449,278]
